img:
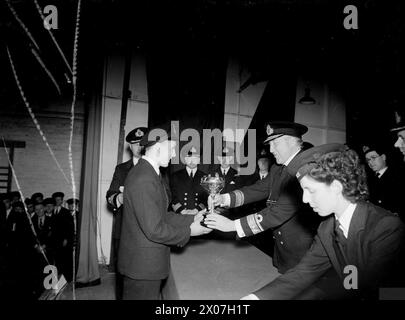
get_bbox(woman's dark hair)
[308,149,369,202]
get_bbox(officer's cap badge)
[395,111,402,125]
[266,124,274,136]
[135,129,144,137]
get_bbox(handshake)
[190,209,211,236]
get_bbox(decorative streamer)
[6,46,71,185]
[6,0,85,300]
[5,0,41,52]
[68,0,82,301]
[30,45,62,95]
[32,0,73,76]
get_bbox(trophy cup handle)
[209,194,215,215]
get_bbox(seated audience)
[31,192,44,204]
[24,197,35,217]
[10,191,21,204]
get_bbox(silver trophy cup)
[200,173,225,226]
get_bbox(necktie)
[222,170,226,176]
[333,219,347,269]
[266,165,286,206]
[39,217,44,229]
[190,170,194,178]
[334,219,346,243]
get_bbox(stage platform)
[58,238,279,300]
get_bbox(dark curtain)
[241,71,298,165]
[146,48,227,174]
[249,75,297,146]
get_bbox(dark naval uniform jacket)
[212,166,242,218]
[118,158,194,280]
[228,162,319,273]
[367,166,405,221]
[253,202,405,300]
[106,159,134,240]
[170,168,208,213]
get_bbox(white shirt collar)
[335,203,356,238]
[259,171,268,179]
[142,156,160,176]
[377,166,388,178]
[284,148,301,166]
[133,157,140,166]
[186,167,196,176]
[221,167,229,175]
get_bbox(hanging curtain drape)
[76,89,103,286]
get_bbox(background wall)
[0,103,84,201]
[97,51,149,264]
[223,58,267,145]
[295,78,346,145]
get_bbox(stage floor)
[59,238,279,300]
[171,238,278,300]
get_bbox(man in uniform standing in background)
[391,111,405,161]
[170,146,207,215]
[106,126,148,299]
[363,143,405,221]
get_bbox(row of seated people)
[0,191,78,299]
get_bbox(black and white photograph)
[1,0,405,310]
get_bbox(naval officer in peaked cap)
[106,126,148,299]
[205,121,320,273]
[170,146,208,215]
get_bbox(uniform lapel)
[267,164,286,202]
[159,173,169,209]
[345,203,367,267]
[318,216,344,279]
[139,158,168,208]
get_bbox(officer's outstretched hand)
[204,213,236,232]
[190,215,212,236]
